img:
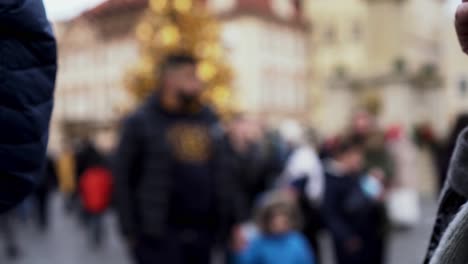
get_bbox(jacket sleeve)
[424,188,467,264]
[0,0,57,213]
[113,116,142,237]
[234,239,261,264]
[217,139,250,224]
[283,148,325,204]
[424,128,468,263]
[296,234,316,264]
[429,202,468,264]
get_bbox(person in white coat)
[385,125,420,228]
[283,142,324,205]
[278,120,325,263]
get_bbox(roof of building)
[81,0,306,26]
[82,0,148,19]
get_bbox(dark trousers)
[0,214,19,259]
[300,198,323,264]
[305,230,321,264]
[87,213,104,248]
[367,236,387,264]
[133,229,213,264]
[34,189,50,231]
[334,241,364,264]
[333,237,386,264]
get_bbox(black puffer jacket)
[114,96,243,241]
[0,0,57,213]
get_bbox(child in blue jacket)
[235,191,315,264]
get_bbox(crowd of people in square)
[7,54,440,264]
[5,1,468,264]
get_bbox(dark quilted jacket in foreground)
[0,0,57,213]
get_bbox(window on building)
[261,68,274,110]
[295,74,306,110]
[459,79,467,97]
[324,25,337,45]
[294,34,302,57]
[284,31,292,56]
[352,21,362,41]
[271,73,282,109]
[275,31,283,52]
[277,76,284,109]
[209,0,235,13]
[76,52,86,69]
[283,75,295,110]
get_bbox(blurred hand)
[369,168,388,201]
[345,236,362,254]
[456,0,468,54]
[231,225,247,252]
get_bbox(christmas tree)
[126,0,233,113]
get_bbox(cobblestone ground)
[0,194,437,264]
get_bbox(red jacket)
[80,167,113,214]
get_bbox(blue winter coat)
[235,232,315,264]
[0,0,57,212]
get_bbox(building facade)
[216,0,310,121]
[52,0,310,147]
[52,0,462,146]
[304,0,449,135]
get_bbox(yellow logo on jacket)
[167,123,212,163]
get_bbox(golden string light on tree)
[126,0,233,114]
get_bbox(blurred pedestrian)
[0,0,57,213]
[0,213,20,259]
[76,138,103,185]
[79,165,113,248]
[234,191,315,264]
[322,138,385,264]
[255,129,290,196]
[221,113,267,219]
[33,155,57,231]
[351,111,395,184]
[114,54,243,264]
[349,111,393,264]
[279,121,324,262]
[57,142,78,213]
[75,138,104,224]
[384,125,420,228]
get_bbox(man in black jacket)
[114,54,242,264]
[0,0,57,213]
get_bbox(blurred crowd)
[4,0,468,263]
[2,54,467,264]
[3,106,466,264]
